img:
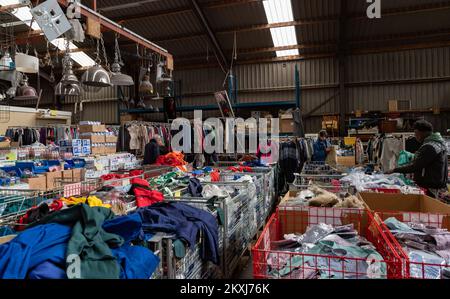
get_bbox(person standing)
[312,130,332,162]
[143,135,168,165]
[386,120,448,197]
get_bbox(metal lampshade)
[0,52,13,71]
[139,74,153,95]
[110,62,134,86]
[16,76,38,100]
[61,56,80,85]
[55,82,81,96]
[82,63,112,87]
[15,53,39,74]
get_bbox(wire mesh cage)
[0,188,64,225]
[158,197,225,279]
[252,206,404,279]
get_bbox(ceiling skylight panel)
[263,0,294,24]
[263,0,298,57]
[276,49,299,57]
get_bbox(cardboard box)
[105,135,118,143]
[81,135,106,143]
[91,147,106,155]
[23,175,47,191]
[45,171,63,191]
[358,192,450,230]
[279,191,300,206]
[72,168,85,182]
[0,140,10,148]
[280,115,294,133]
[62,169,73,181]
[337,156,356,167]
[120,114,137,123]
[79,125,107,133]
[388,100,398,112]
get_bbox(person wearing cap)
[312,130,332,162]
[386,120,448,197]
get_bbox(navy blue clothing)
[0,214,159,279]
[136,202,219,264]
[312,139,331,162]
[28,261,66,279]
[188,178,203,197]
[112,245,160,279]
[0,223,70,279]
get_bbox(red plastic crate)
[372,211,450,279]
[252,206,403,279]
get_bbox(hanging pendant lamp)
[55,42,81,96]
[61,56,79,85]
[82,37,111,88]
[55,82,81,96]
[0,52,13,71]
[139,74,153,95]
[16,75,39,100]
[110,36,134,86]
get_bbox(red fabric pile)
[130,178,164,208]
[155,152,187,167]
[227,166,253,173]
[100,170,144,181]
[210,170,221,182]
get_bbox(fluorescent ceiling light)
[0,0,95,67]
[263,0,299,57]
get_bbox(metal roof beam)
[111,0,262,24]
[189,0,229,71]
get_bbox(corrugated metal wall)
[46,47,450,133]
[174,47,450,133]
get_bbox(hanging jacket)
[394,133,448,189]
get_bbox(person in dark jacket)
[143,135,168,165]
[386,120,448,197]
[312,130,331,162]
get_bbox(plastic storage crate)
[252,206,403,279]
[372,211,450,279]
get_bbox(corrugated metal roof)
[97,0,190,20]
[204,1,267,29]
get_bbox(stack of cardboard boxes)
[79,124,118,155]
[23,168,85,191]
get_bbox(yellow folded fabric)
[61,196,111,209]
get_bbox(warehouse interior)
[0,0,449,283]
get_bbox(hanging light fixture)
[61,54,79,85]
[55,82,81,96]
[139,74,153,95]
[55,40,81,96]
[139,49,153,96]
[16,75,38,100]
[110,35,134,86]
[0,51,13,71]
[82,36,112,88]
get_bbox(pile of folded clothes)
[282,185,365,209]
[267,223,387,279]
[340,170,423,194]
[384,218,450,279]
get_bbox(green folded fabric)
[30,204,123,279]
